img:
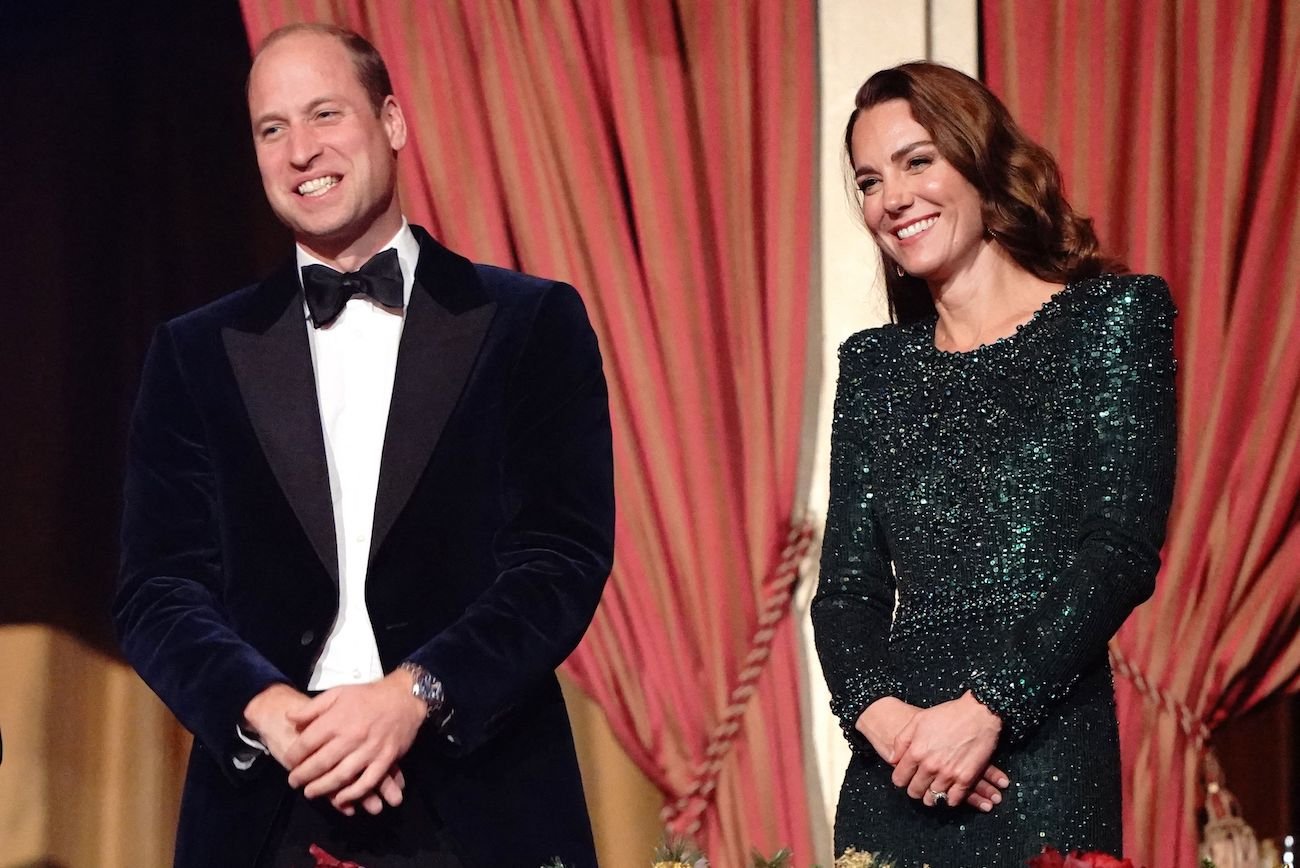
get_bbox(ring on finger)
[928,788,948,806]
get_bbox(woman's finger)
[983,764,1010,788]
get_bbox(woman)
[811,62,1176,866]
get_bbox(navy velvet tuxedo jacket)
[114,227,613,867]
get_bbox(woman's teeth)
[897,216,937,239]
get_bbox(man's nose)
[287,126,322,169]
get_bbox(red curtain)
[240,3,816,863]
[984,2,1300,865]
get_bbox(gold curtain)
[0,626,188,868]
[0,626,660,868]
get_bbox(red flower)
[1028,847,1066,868]
[1028,847,1138,868]
[1072,852,1136,868]
[309,843,367,868]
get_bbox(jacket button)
[300,630,315,646]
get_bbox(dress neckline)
[922,280,1076,359]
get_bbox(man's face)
[247,33,406,259]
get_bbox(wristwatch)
[398,661,451,729]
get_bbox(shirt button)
[352,669,362,680]
[300,630,314,646]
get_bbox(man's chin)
[280,214,356,247]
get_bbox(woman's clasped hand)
[857,692,1009,812]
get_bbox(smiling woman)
[843,62,1118,328]
[812,62,1177,866]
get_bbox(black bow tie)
[301,248,404,327]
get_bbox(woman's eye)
[908,156,932,170]
[857,177,880,194]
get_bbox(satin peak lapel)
[370,245,495,565]
[222,268,338,584]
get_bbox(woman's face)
[850,99,987,284]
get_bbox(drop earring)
[894,263,905,278]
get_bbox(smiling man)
[114,23,613,868]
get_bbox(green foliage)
[653,833,705,864]
[751,847,793,868]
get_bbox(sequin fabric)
[812,274,1177,867]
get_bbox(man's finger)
[378,772,405,808]
[282,718,343,770]
[286,691,336,727]
[330,750,397,806]
[287,739,353,790]
[304,749,372,800]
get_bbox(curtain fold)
[0,626,191,868]
[983,2,1300,866]
[240,3,817,862]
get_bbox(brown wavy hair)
[845,62,1122,323]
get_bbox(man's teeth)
[897,216,938,239]
[298,176,339,196]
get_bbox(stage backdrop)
[985,2,1300,866]
[238,2,818,863]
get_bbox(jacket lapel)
[222,263,339,584]
[370,228,496,564]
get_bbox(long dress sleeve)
[812,334,905,750]
[967,276,1178,743]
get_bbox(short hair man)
[115,23,613,867]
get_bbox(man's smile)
[297,175,341,197]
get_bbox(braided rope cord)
[660,520,816,834]
[1108,640,1212,747]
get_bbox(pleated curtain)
[984,2,1300,865]
[240,2,817,863]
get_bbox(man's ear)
[383,95,407,152]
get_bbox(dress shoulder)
[837,324,906,377]
[1068,273,1177,327]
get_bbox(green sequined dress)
[812,275,1177,867]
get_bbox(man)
[114,23,613,868]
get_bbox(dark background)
[0,0,1294,846]
[0,0,286,653]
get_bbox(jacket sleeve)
[968,276,1178,743]
[405,283,615,755]
[811,334,904,753]
[114,324,290,780]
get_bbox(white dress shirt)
[299,221,420,690]
[234,221,419,767]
